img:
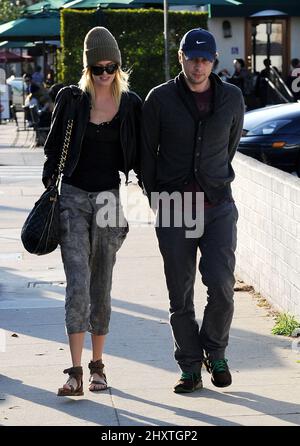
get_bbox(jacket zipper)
[120,107,129,184]
[71,104,90,174]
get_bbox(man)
[141,28,244,393]
[32,66,44,86]
[23,73,33,95]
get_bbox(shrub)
[272,313,300,336]
[61,8,207,98]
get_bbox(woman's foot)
[57,366,84,396]
[88,359,108,392]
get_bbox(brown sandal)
[57,366,84,396]
[88,359,108,392]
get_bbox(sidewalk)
[0,121,299,426]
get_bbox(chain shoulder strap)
[57,119,74,178]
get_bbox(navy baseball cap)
[179,28,217,62]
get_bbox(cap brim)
[183,50,215,62]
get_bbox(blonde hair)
[78,66,130,107]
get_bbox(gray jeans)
[155,200,238,373]
[59,183,128,335]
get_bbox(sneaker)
[204,358,232,388]
[173,371,203,394]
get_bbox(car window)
[243,119,292,136]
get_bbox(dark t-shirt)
[63,114,124,192]
[191,87,213,119]
[182,86,215,207]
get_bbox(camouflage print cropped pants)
[59,182,128,335]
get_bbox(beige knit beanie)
[83,26,121,67]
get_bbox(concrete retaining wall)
[232,152,300,319]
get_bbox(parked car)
[238,103,300,176]
[6,76,26,111]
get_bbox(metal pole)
[43,40,48,82]
[96,5,105,27]
[252,24,257,73]
[163,0,170,81]
[266,22,272,64]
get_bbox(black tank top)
[63,114,124,192]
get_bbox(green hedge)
[61,8,207,98]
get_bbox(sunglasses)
[91,63,119,76]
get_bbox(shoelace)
[211,359,228,373]
[181,371,200,381]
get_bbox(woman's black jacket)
[42,85,142,187]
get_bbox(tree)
[0,0,23,23]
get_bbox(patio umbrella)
[0,50,33,78]
[0,11,60,42]
[0,41,36,49]
[24,0,69,12]
[0,50,33,63]
[129,0,241,5]
[62,0,133,8]
[208,1,300,17]
[62,0,242,7]
[0,11,60,82]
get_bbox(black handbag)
[21,119,74,255]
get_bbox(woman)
[229,58,254,109]
[42,27,142,396]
